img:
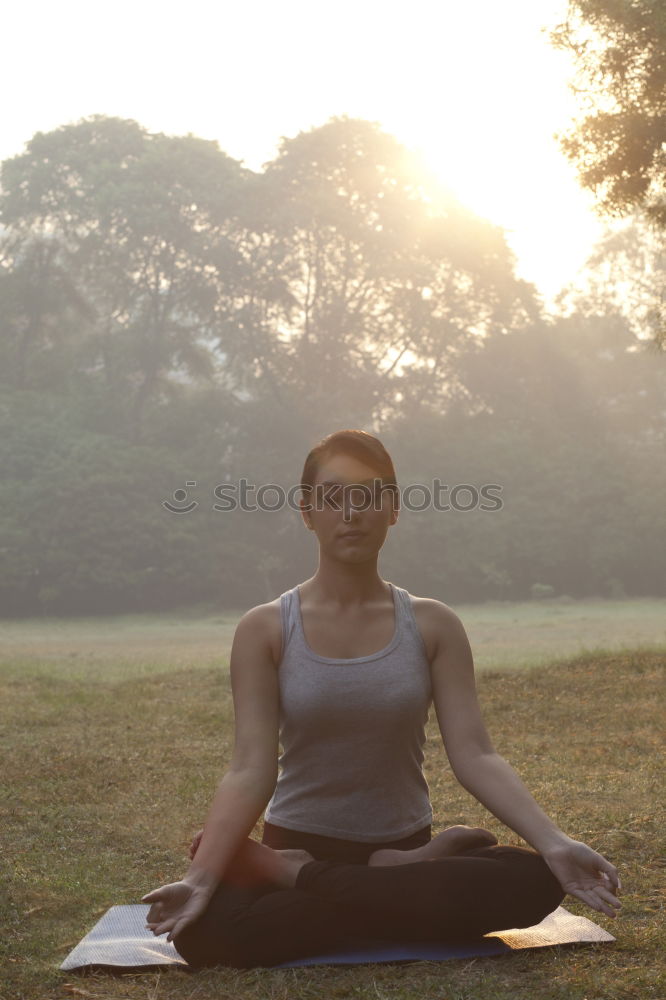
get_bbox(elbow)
[225,761,278,799]
[449,746,499,790]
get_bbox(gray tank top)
[264,581,434,842]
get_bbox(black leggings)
[173,822,565,969]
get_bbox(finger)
[151,918,175,937]
[600,871,621,896]
[145,910,171,931]
[166,916,190,942]
[594,885,622,909]
[146,903,165,924]
[586,899,616,918]
[141,890,164,903]
[594,896,619,918]
[572,888,618,918]
[597,858,620,889]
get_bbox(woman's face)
[301,453,399,559]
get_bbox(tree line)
[0,114,664,615]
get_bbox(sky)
[2,0,606,302]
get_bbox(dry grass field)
[1,602,664,1000]
[0,596,663,678]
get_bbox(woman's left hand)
[543,837,622,918]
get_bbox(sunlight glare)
[1,0,604,299]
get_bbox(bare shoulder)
[235,598,282,668]
[409,594,467,664]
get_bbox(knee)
[535,854,566,915]
[172,922,221,969]
[500,847,565,927]
[172,912,254,970]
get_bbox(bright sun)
[1,0,603,300]
[364,1,603,299]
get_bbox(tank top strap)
[278,587,300,666]
[392,584,429,660]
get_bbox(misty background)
[0,113,663,617]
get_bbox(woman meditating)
[143,429,621,968]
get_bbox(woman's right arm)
[142,604,280,939]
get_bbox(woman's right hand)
[141,878,213,941]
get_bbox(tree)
[0,232,94,389]
[0,116,248,442]
[557,214,666,348]
[551,1,666,226]
[253,116,539,431]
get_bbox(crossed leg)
[367,825,498,865]
[172,832,565,969]
[215,826,499,888]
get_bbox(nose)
[343,509,363,524]
[342,485,371,522]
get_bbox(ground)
[0,606,663,1000]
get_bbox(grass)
[0,610,664,999]
[0,596,664,680]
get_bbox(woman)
[143,430,621,968]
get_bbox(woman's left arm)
[428,602,622,919]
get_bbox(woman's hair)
[300,429,399,508]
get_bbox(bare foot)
[225,840,315,889]
[368,826,498,867]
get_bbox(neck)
[302,559,389,609]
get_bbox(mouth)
[340,531,366,540]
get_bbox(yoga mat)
[59,904,614,971]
